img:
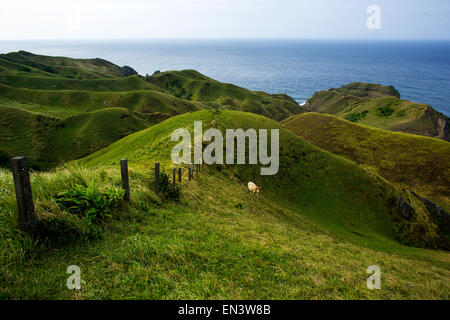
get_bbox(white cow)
[248,182,261,195]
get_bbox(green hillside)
[80,110,449,249]
[282,113,450,212]
[0,73,161,92]
[0,52,302,168]
[0,105,170,169]
[0,84,203,116]
[305,82,449,141]
[0,50,137,78]
[1,110,449,299]
[146,70,302,121]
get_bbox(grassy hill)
[146,70,302,121]
[0,84,203,116]
[1,110,449,299]
[0,52,302,169]
[1,73,161,92]
[282,113,450,212]
[80,110,449,250]
[0,105,170,169]
[305,82,449,141]
[0,50,138,78]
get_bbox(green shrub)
[345,110,368,122]
[55,182,124,224]
[122,65,137,76]
[376,106,394,118]
[37,213,100,245]
[43,66,56,74]
[153,168,181,201]
[396,110,406,117]
[0,150,11,168]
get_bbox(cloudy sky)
[1,0,449,40]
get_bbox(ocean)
[1,39,449,115]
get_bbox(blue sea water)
[1,39,449,115]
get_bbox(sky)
[0,0,449,40]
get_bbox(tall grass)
[0,163,163,266]
[1,110,449,299]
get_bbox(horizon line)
[1,37,450,42]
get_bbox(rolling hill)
[1,110,449,299]
[146,70,302,121]
[0,105,171,169]
[304,82,449,141]
[80,110,449,250]
[0,50,138,78]
[1,51,449,299]
[282,113,450,212]
[0,51,302,168]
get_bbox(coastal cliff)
[305,82,449,141]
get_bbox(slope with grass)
[0,105,171,169]
[0,50,137,79]
[0,52,302,169]
[146,70,303,121]
[1,110,449,299]
[0,73,162,92]
[282,113,450,212]
[80,110,449,249]
[0,83,203,116]
[305,82,449,141]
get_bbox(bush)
[376,106,394,118]
[345,110,368,122]
[37,213,100,245]
[43,66,56,73]
[0,150,11,168]
[122,65,138,76]
[55,182,124,224]
[153,169,181,201]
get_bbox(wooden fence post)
[11,156,37,235]
[188,165,192,181]
[154,162,160,192]
[120,159,130,202]
[173,168,176,185]
[195,163,199,175]
[178,167,182,183]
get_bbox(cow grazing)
[248,182,261,195]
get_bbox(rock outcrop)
[305,82,449,141]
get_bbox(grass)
[345,110,368,122]
[0,106,164,169]
[0,52,448,299]
[1,110,449,299]
[76,111,445,249]
[0,84,203,116]
[0,156,449,299]
[0,52,302,169]
[282,112,450,212]
[376,106,395,118]
[147,70,302,121]
[0,51,136,79]
[0,74,161,92]
[305,82,449,140]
